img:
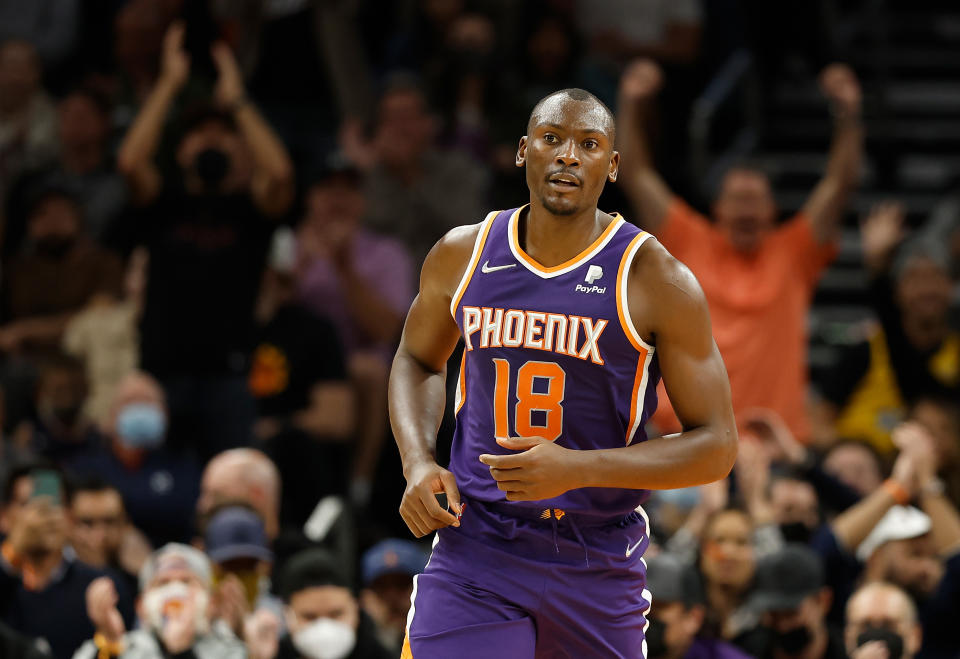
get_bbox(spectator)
[116,22,294,458]
[696,508,758,642]
[908,395,960,507]
[832,422,960,657]
[198,449,280,542]
[845,582,921,659]
[645,553,750,659]
[203,505,282,625]
[66,371,201,547]
[767,475,820,546]
[252,226,355,523]
[65,476,148,597]
[358,539,428,654]
[295,159,414,505]
[61,247,146,425]
[77,544,246,659]
[14,354,101,465]
[276,549,393,659]
[575,0,702,68]
[0,618,50,659]
[6,88,128,251]
[348,75,488,269]
[822,441,884,499]
[741,544,846,659]
[617,59,863,442]
[823,203,959,454]
[0,465,134,659]
[0,40,58,207]
[0,1,79,70]
[0,189,123,357]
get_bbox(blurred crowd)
[0,1,958,658]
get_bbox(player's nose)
[555,141,580,167]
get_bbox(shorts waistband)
[477,498,637,529]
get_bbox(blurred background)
[0,0,958,658]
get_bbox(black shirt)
[0,556,135,659]
[251,304,348,418]
[136,183,272,377]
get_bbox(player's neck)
[522,202,609,268]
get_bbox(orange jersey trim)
[454,350,467,415]
[615,231,654,354]
[400,635,414,659]
[509,206,624,275]
[450,211,498,318]
[626,348,653,445]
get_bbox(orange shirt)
[651,198,837,441]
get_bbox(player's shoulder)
[628,236,707,310]
[420,214,494,295]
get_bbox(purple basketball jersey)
[451,206,660,519]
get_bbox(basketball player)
[389,88,738,658]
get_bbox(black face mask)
[645,618,667,659]
[194,147,230,190]
[34,235,76,260]
[49,402,83,427]
[779,521,814,544]
[857,627,904,659]
[772,625,812,655]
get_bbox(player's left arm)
[800,63,863,244]
[481,244,737,500]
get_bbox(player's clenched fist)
[480,436,581,501]
[400,460,462,538]
[618,59,663,105]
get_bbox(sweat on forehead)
[527,89,615,141]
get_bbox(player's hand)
[86,577,126,643]
[479,436,580,501]
[400,459,461,538]
[819,62,861,116]
[619,59,663,105]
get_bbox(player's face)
[517,97,618,217]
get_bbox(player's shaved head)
[527,88,615,146]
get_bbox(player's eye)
[543,133,558,144]
[583,139,598,149]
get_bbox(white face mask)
[291,618,357,659]
[142,581,210,636]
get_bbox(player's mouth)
[547,172,581,190]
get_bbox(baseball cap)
[748,544,824,613]
[278,549,353,601]
[856,505,932,562]
[140,543,213,591]
[645,554,702,607]
[204,506,273,564]
[362,539,429,586]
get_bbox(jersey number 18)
[492,359,566,441]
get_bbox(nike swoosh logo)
[625,537,644,558]
[481,260,517,273]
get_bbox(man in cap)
[276,549,392,659]
[359,540,428,653]
[204,504,283,630]
[744,544,845,659]
[78,543,245,659]
[644,553,749,659]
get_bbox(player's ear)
[608,150,620,182]
[516,137,527,168]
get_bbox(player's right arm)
[389,224,480,537]
[616,59,675,234]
